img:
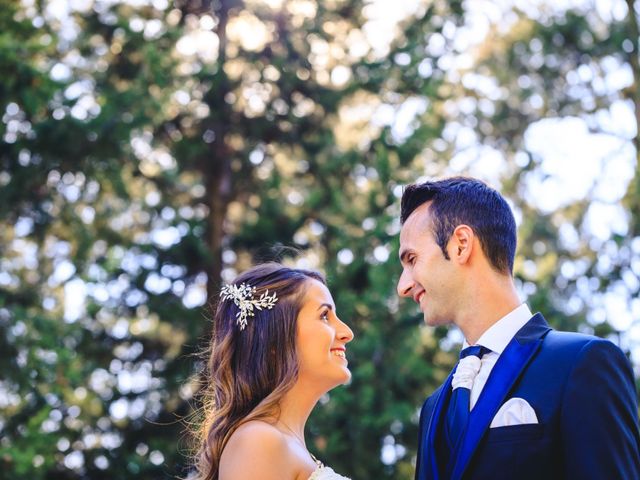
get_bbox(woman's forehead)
[302,279,333,306]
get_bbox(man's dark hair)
[400,177,516,274]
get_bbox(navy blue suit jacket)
[415,314,640,480]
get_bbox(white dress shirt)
[460,303,533,410]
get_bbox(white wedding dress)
[308,465,351,480]
[307,457,350,480]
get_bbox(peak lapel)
[450,314,551,480]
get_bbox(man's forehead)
[400,202,433,238]
[399,203,434,258]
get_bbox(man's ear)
[449,225,474,264]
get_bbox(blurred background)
[0,0,638,478]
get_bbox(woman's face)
[295,279,354,390]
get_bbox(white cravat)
[459,304,533,410]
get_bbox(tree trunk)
[203,0,234,300]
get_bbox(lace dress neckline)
[306,455,351,480]
[307,465,351,480]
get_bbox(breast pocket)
[485,423,544,443]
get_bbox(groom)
[396,177,640,479]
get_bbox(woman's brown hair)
[193,263,324,480]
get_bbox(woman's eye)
[320,310,330,321]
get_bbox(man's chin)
[423,314,446,327]
[422,314,435,326]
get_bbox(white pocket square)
[490,397,538,428]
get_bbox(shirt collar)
[462,303,533,354]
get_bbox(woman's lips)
[331,348,346,359]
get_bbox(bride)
[193,263,354,480]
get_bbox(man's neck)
[455,275,522,345]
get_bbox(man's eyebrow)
[316,303,334,311]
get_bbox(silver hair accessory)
[219,282,278,330]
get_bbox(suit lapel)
[421,371,455,480]
[450,314,551,480]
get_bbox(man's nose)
[397,269,414,298]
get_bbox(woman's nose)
[337,318,354,343]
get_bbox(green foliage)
[0,0,638,479]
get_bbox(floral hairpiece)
[219,282,278,330]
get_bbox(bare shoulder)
[229,420,287,447]
[219,420,296,480]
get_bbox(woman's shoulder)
[224,420,288,456]
[233,419,284,437]
[219,420,296,479]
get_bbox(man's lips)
[413,291,425,304]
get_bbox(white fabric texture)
[451,355,483,390]
[490,397,539,428]
[308,466,351,480]
[458,304,534,410]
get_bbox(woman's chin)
[319,373,352,393]
[336,368,352,385]
[301,366,352,391]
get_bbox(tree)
[452,3,640,351]
[1,0,637,479]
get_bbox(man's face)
[397,202,457,326]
